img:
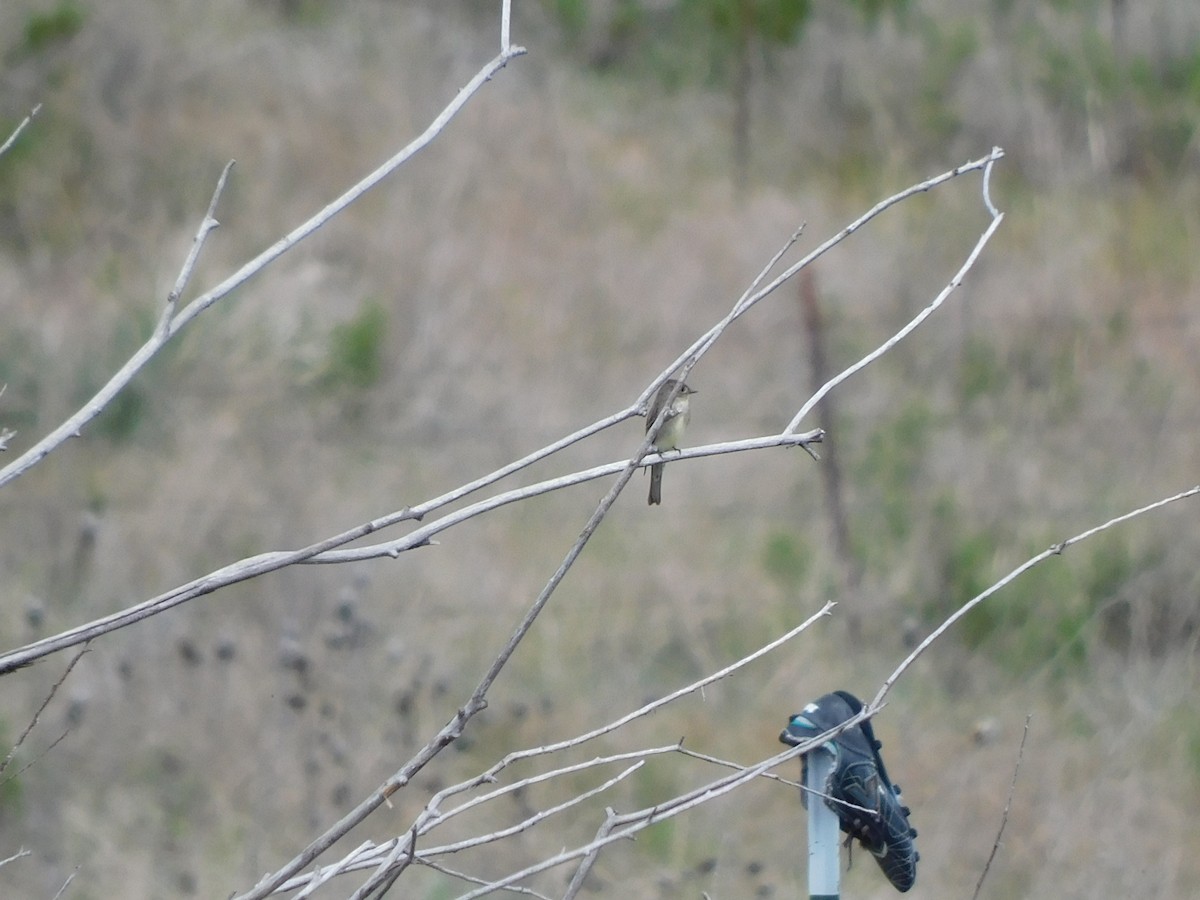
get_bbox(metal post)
[806,746,840,900]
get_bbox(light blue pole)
[806,745,840,900]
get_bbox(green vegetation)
[855,400,933,556]
[761,529,811,589]
[92,384,147,443]
[77,311,156,444]
[957,335,1008,408]
[913,17,978,150]
[320,300,387,391]
[21,1,85,53]
[1180,706,1200,786]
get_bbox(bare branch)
[0,847,31,869]
[653,149,1005,404]
[278,749,676,895]
[674,746,801,789]
[0,104,40,158]
[0,428,822,675]
[476,600,834,780]
[244,600,831,898]
[561,811,617,900]
[158,159,235,338]
[982,145,1002,217]
[425,763,645,858]
[0,154,998,672]
[51,869,78,900]
[6,134,1017,898]
[289,841,374,899]
[419,748,677,841]
[501,0,513,53]
[312,430,825,564]
[0,645,87,778]
[872,484,1200,710]
[0,525,390,675]
[419,860,553,900]
[787,148,1005,434]
[972,715,1032,900]
[453,744,812,900]
[0,43,526,493]
[164,40,526,341]
[0,155,236,489]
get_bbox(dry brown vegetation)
[1,0,1199,897]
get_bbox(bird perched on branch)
[645,378,696,506]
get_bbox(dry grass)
[1,1,1199,897]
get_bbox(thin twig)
[276,751,672,894]
[872,485,1200,711]
[388,705,865,900]
[291,841,375,898]
[420,858,553,900]
[982,145,1001,218]
[0,847,31,869]
[160,44,525,347]
[314,429,824,564]
[158,160,234,337]
[454,743,814,900]
[349,822,418,900]
[787,149,1005,434]
[0,157,995,671]
[652,150,1004,402]
[489,601,834,768]
[561,811,617,900]
[0,412,823,677]
[972,715,1032,900]
[1,729,70,790]
[263,604,830,898]
[51,869,78,900]
[675,745,800,786]
[0,40,525,494]
[419,747,677,838]
[0,522,404,675]
[426,763,644,859]
[336,758,655,897]
[0,104,40,158]
[0,645,88,777]
[450,212,814,831]
[235,207,842,894]
[674,745,876,817]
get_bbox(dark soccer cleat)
[780,690,919,892]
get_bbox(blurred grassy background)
[1,0,1199,897]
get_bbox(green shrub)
[76,310,156,445]
[859,400,932,546]
[551,0,589,38]
[322,301,387,391]
[957,335,1008,407]
[762,530,811,588]
[915,18,978,148]
[22,1,85,53]
[93,385,147,443]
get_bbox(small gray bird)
[645,378,696,505]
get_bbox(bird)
[645,378,696,505]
